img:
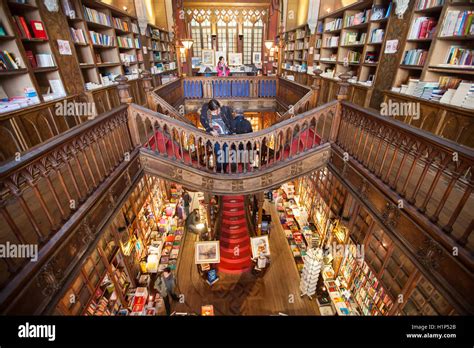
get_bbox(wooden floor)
[172,197,320,316]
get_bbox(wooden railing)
[0,105,132,286]
[383,91,474,148]
[277,77,314,120]
[182,76,277,100]
[336,101,474,252]
[0,94,93,164]
[153,78,184,108]
[129,101,337,176]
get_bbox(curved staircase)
[217,195,252,274]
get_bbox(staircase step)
[222,217,246,225]
[217,265,252,275]
[219,234,250,245]
[220,247,252,260]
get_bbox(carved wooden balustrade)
[0,94,93,164]
[335,101,474,257]
[128,102,336,193]
[0,105,132,288]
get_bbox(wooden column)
[115,75,133,104]
[277,20,285,76]
[172,1,191,77]
[330,72,351,142]
[310,68,323,108]
[204,193,212,237]
[141,70,154,109]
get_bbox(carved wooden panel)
[369,0,415,109]
[37,0,84,95]
[330,148,474,314]
[140,145,331,195]
[1,154,143,315]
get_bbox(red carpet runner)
[217,195,252,274]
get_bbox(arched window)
[217,18,237,54]
[243,18,263,64]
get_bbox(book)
[30,20,47,39]
[25,50,37,68]
[35,53,55,67]
[0,22,7,36]
[0,51,19,70]
[14,16,31,39]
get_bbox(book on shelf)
[408,17,437,39]
[131,22,139,34]
[35,54,55,68]
[70,27,87,44]
[443,46,473,66]
[13,16,32,39]
[324,18,342,32]
[25,50,36,68]
[0,22,7,36]
[370,4,386,21]
[0,51,20,70]
[83,6,112,27]
[61,0,75,19]
[341,32,366,45]
[365,51,378,63]
[402,49,428,65]
[30,20,47,39]
[440,10,474,37]
[113,17,129,32]
[117,36,134,48]
[370,29,384,43]
[415,0,445,11]
[90,31,115,46]
[344,9,371,27]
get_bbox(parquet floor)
[171,197,320,316]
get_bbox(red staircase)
[218,195,252,274]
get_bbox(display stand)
[299,248,323,299]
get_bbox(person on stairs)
[154,267,179,315]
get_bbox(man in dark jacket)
[200,99,234,135]
[200,99,234,171]
[233,111,253,135]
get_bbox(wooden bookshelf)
[0,0,70,114]
[391,0,474,112]
[281,24,312,84]
[61,0,146,90]
[144,23,178,86]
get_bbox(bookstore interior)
[0,0,473,323]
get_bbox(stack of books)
[324,18,342,32]
[117,36,134,49]
[344,10,370,27]
[90,31,115,46]
[408,17,437,39]
[324,36,339,47]
[83,6,112,27]
[370,28,384,43]
[415,0,445,11]
[347,51,361,63]
[113,17,129,32]
[365,52,378,63]
[442,46,473,67]
[341,32,366,45]
[440,10,474,37]
[0,51,20,70]
[35,53,55,67]
[70,28,87,44]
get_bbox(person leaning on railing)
[200,99,234,172]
